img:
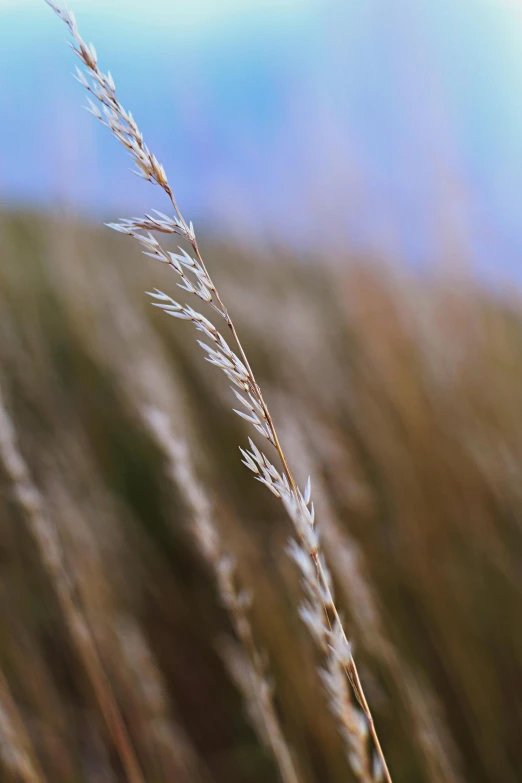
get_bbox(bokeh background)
[1,1,522,781]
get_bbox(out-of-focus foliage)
[0,210,521,782]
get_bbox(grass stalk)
[0,667,46,783]
[143,406,303,783]
[0,382,145,783]
[44,3,393,778]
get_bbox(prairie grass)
[40,5,391,780]
[0,2,520,781]
[1,207,522,782]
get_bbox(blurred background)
[1,0,522,781]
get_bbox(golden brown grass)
[40,5,393,779]
[1,208,522,781]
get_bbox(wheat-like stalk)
[0,667,46,783]
[143,406,303,783]
[44,3,392,779]
[40,457,212,783]
[0,381,145,783]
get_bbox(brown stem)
[167,141,391,783]
[0,391,145,783]
[313,555,392,783]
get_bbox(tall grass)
[2,202,522,781]
[0,2,520,782]
[44,2,392,780]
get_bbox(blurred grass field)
[0,208,521,782]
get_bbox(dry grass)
[42,3,392,779]
[0,3,520,782]
[1,206,522,782]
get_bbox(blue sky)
[2,0,522,281]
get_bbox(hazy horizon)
[2,0,522,282]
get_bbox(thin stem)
[314,556,392,783]
[0,386,145,783]
[351,663,393,783]
[191,243,390,780]
[166,187,187,231]
[43,6,394,776]
[143,408,302,783]
[178,184,390,783]
[188,239,299,494]
[0,668,47,783]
